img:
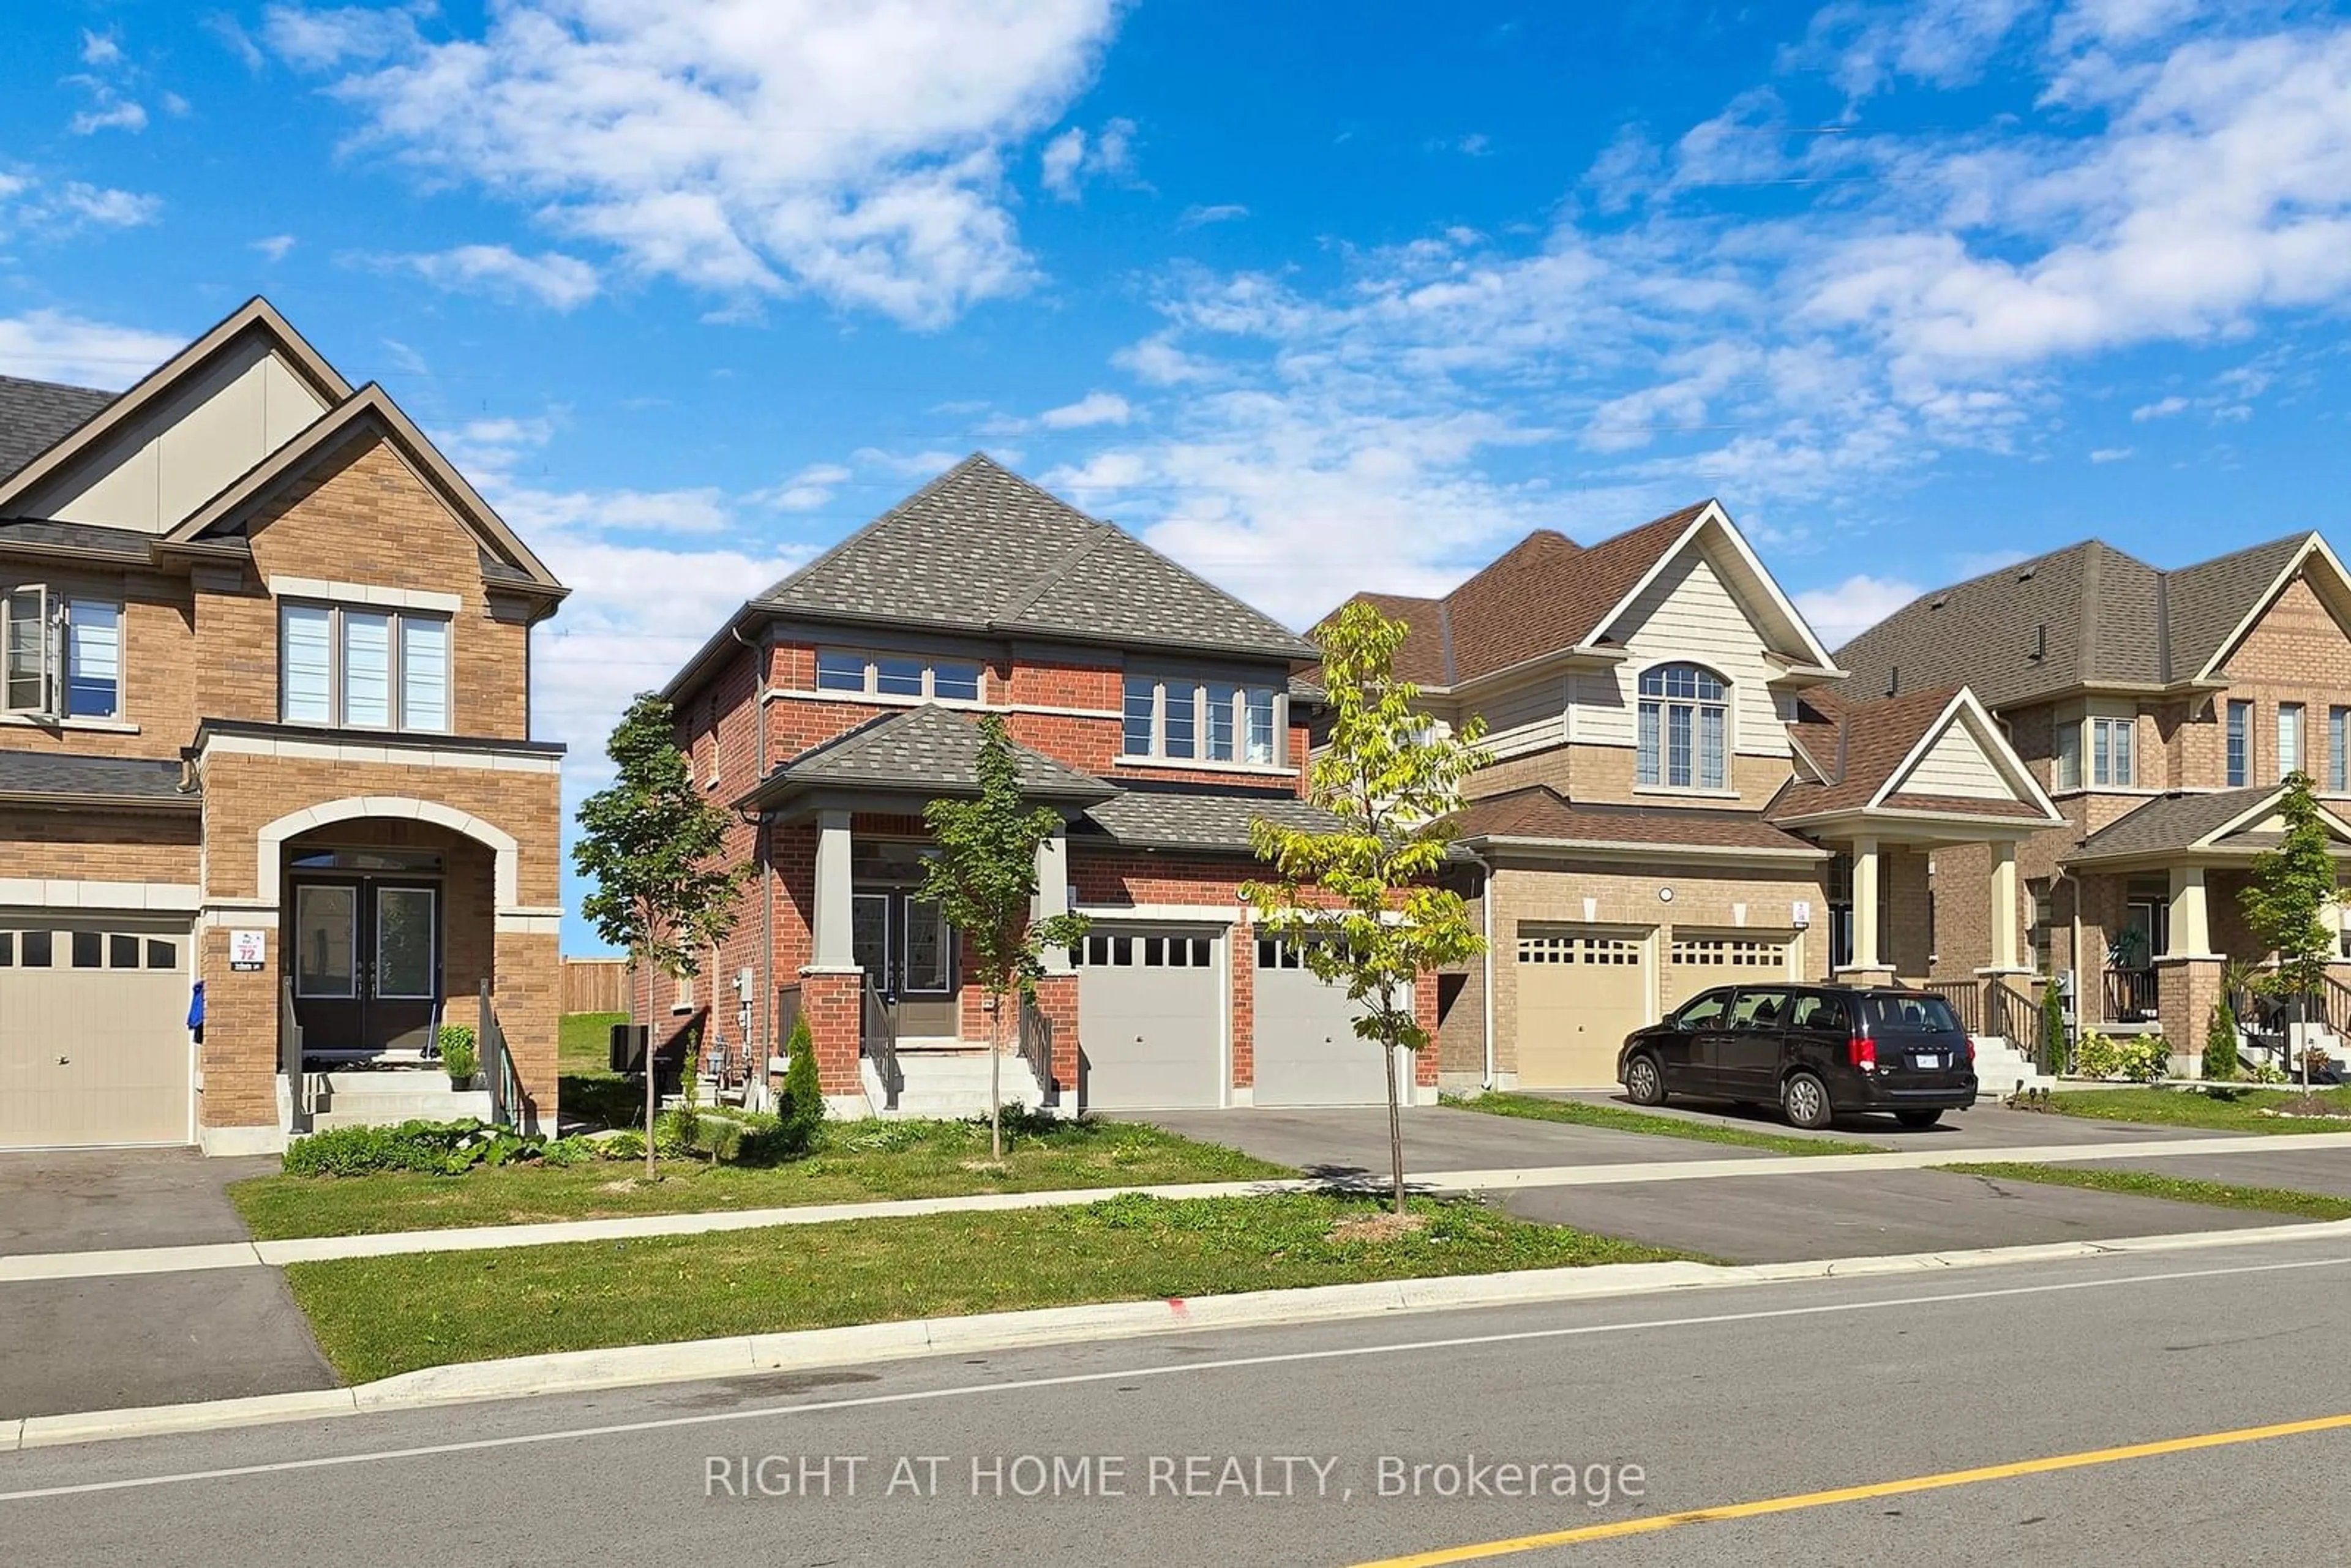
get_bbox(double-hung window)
[2055,718,2082,790]
[2089,715,2134,787]
[2226,700,2252,787]
[1122,675,1281,764]
[1636,663,1728,790]
[3,588,122,720]
[280,602,452,732]
[814,650,983,702]
[2279,703,2305,782]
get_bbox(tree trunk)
[1382,1030,1406,1216]
[644,1024,658,1181]
[989,989,1003,1162]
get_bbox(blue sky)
[4,1,2350,953]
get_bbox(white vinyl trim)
[0,879,199,910]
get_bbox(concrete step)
[304,1070,492,1127]
[1968,1036,2054,1097]
[861,1052,1045,1118]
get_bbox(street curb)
[15,1217,2351,1452]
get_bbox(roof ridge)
[991,519,1116,626]
[754,453,996,605]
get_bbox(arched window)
[1638,662,1728,789]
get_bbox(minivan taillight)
[1848,1036,1877,1070]
[1965,1038,1977,1065]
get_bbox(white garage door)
[1515,926,1653,1089]
[1251,936,1395,1107]
[1663,932,1792,1013]
[1075,927,1224,1109]
[0,917,193,1149]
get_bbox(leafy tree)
[574,693,749,1174]
[778,1012,825,1156]
[1245,601,1491,1215]
[919,716,1093,1160]
[2240,770,2340,1092]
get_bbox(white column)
[811,808,854,969]
[1035,826,1072,974]
[1851,838,1881,972]
[2167,863,2211,959]
[1988,840,2022,970]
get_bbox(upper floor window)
[2332,708,2348,793]
[2279,703,2305,782]
[3,588,122,721]
[2227,699,2252,788]
[1637,662,1727,790]
[1122,675,1280,764]
[815,648,983,702]
[2090,715,2134,787]
[2055,719,2082,790]
[280,601,450,732]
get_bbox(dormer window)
[814,648,983,702]
[1637,662,1728,790]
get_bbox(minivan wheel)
[1782,1071,1832,1130]
[1895,1109,1944,1130]
[1625,1054,1667,1106]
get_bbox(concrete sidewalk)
[7,1128,2349,1286]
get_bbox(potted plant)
[437,1022,479,1089]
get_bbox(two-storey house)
[0,299,568,1153]
[1328,501,2061,1092]
[1835,533,2351,1067]
[654,455,1438,1116]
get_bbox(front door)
[852,889,959,1039]
[290,878,441,1052]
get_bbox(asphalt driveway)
[1139,1104,1783,1178]
[0,1150,336,1420]
[1521,1092,2240,1150]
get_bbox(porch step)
[861,1051,1046,1118]
[304,1068,492,1129]
[1969,1035,2054,1098]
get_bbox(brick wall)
[0,809,200,881]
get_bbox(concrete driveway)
[0,1150,336,1420]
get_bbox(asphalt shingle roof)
[0,751,192,805]
[1452,786,1825,855]
[1076,788,1346,853]
[756,454,1314,662]
[0,373,113,484]
[0,518,160,561]
[1832,533,2318,710]
[2071,786,2285,861]
[742,704,1111,809]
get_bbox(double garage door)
[1514,926,1792,1089]
[0,915,194,1149]
[1073,926,1391,1109]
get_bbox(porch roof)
[1072,786,1348,855]
[2070,785,2351,866]
[1452,786,1828,858]
[0,751,194,809]
[738,703,1115,815]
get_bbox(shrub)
[599,1129,648,1161]
[2251,1060,2289,1085]
[283,1117,542,1177]
[2203,999,2240,1082]
[437,1023,479,1084]
[778,1015,825,1157]
[2074,1030,2170,1082]
[2041,977,2068,1075]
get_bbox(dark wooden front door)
[290,877,441,1052]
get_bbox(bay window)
[3,587,123,720]
[280,601,452,732]
[1637,662,1728,790]
[1122,675,1283,764]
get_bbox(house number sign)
[229,930,268,972]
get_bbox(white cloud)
[67,96,148,136]
[2089,445,2134,462]
[0,310,185,386]
[1177,203,1249,229]
[1038,390,1131,429]
[1040,116,1139,201]
[1040,128,1087,200]
[752,462,854,511]
[2131,394,2189,419]
[1793,573,1926,648]
[253,233,298,262]
[0,174,162,242]
[264,0,1123,328]
[80,29,124,67]
[395,245,601,310]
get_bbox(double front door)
[290,878,441,1052]
[852,889,959,1038]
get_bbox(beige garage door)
[1663,932,1792,1013]
[0,917,193,1149]
[1075,928,1226,1109]
[1515,926,1652,1088]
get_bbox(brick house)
[1327,501,2063,1094]
[1834,533,2351,1069]
[0,299,568,1153]
[650,454,1438,1116]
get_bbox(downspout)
[1474,849,1497,1091]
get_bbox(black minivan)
[1614,983,1978,1130]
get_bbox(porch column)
[811,808,853,969]
[1035,826,1072,975]
[1986,840,2023,971]
[2166,863,2214,958]
[1851,837,1881,970]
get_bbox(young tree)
[574,693,749,1175]
[2041,973,2069,1077]
[2240,770,2340,1092]
[1246,601,1491,1215]
[920,716,1093,1161]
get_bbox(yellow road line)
[1354,1410,2351,1566]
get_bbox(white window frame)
[2331,707,2348,793]
[2088,714,2134,787]
[2,584,61,718]
[2279,702,2305,782]
[1635,661,1730,791]
[1120,673,1285,767]
[812,648,986,703]
[2227,699,2252,788]
[278,599,455,733]
[2055,716,2082,790]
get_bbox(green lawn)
[230,1114,1295,1240]
[1444,1091,1889,1157]
[1941,1161,2351,1221]
[283,1191,1687,1384]
[2043,1086,2351,1135]
[558,1010,636,1130]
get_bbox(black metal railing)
[2104,967,2159,1023]
[280,977,310,1134]
[1922,980,1981,1037]
[861,975,902,1111]
[1018,997,1060,1109]
[478,978,520,1128]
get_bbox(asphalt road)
[6,1237,2349,1566]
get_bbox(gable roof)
[1768,685,2060,827]
[2071,784,2351,865]
[0,298,351,514]
[737,703,1113,812]
[751,454,1313,664]
[1831,532,2334,710]
[1451,784,1828,857]
[0,375,114,484]
[1322,500,1839,691]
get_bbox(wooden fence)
[561,957,632,1016]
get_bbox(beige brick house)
[1835,533,2351,1070]
[1329,501,2061,1093]
[0,299,567,1153]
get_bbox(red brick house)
[651,454,1438,1116]
[0,299,568,1153]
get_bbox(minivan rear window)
[1861,995,1962,1035]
